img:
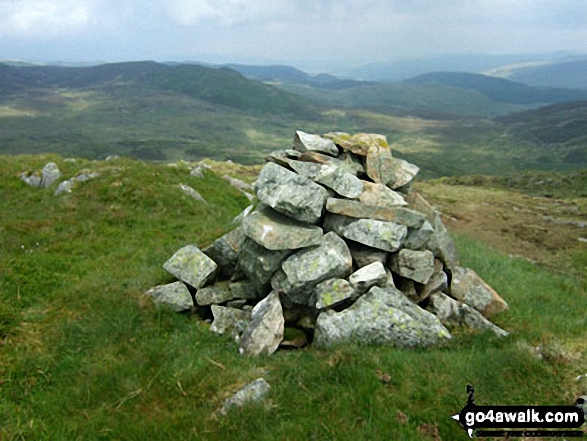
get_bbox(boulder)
[210,305,252,337]
[145,282,193,311]
[449,267,509,318]
[196,282,234,306]
[54,179,75,195]
[348,262,388,294]
[326,198,425,227]
[238,238,291,295]
[313,278,357,310]
[365,145,394,184]
[242,206,323,250]
[20,172,41,188]
[163,245,217,289]
[255,162,329,224]
[40,162,61,188]
[359,181,406,207]
[314,286,451,348]
[240,292,284,356]
[220,378,271,415]
[341,219,407,252]
[294,130,339,157]
[203,227,245,279]
[390,249,435,284]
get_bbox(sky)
[1,0,587,72]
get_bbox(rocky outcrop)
[148,131,509,356]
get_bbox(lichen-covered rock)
[240,291,284,356]
[242,206,323,250]
[365,145,394,184]
[326,198,425,227]
[327,132,388,157]
[341,219,407,252]
[322,213,356,235]
[196,282,235,306]
[359,181,406,207]
[348,262,387,293]
[179,183,207,203]
[40,162,61,188]
[314,286,451,348]
[210,305,252,337]
[220,378,271,415]
[145,281,193,311]
[449,267,509,318]
[390,249,435,284]
[427,292,508,337]
[255,162,329,224]
[294,130,339,156]
[163,245,217,289]
[54,179,75,195]
[314,165,363,199]
[273,232,353,304]
[348,242,388,268]
[387,157,419,190]
[404,221,435,251]
[203,227,245,279]
[417,260,448,302]
[230,280,262,300]
[313,278,357,310]
[238,238,291,295]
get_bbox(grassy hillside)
[406,71,587,105]
[1,155,585,439]
[503,59,587,90]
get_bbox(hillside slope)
[493,59,587,90]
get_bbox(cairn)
[147,131,509,356]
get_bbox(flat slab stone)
[294,131,339,156]
[325,132,388,157]
[196,282,234,306]
[348,262,388,293]
[274,232,353,304]
[242,206,323,250]
[210,305,252,337]
[240,292,285,356]
[220,378,271,415]
[255,162,329,224]
[449,267,509,318]
[326,198,425,227]
[387,157,419,190]
[366,145,394,184]
[145,282,193,311]
[314,286,451,348]
[390,249,435,284]
[163,245,217,289]
[342,219,407,252]
[314,278,357,310]
[359,181,406,207]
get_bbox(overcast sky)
[1,0,586,71]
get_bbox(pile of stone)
[20,161,99,195]
[147,131,509,356]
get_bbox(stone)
[313,278,357,310]
[222,175,254,193]
[417,260,448,301]
[255,162,329,224]
[322,213,356,235]
[20,172,41,188]
[54,179,75,195]
[449,267,509,318]
[240,291,285,356]
[294,130,339,156]
[314,286,451,348]
[203,227,245,279]
[40,162,61,188]
[238,238,291,295]
[404,221,435,251]
[326,198,425,227]
[196,282,234,306]
[348,242,388,268]
[359,181,407,207]
[220,378,271,415]
[229,280,261,300]
[365,145,394,184]
[163,245,217,289]
[210,305,252,337]
[74,171,99,182]
[226,299,248,309]
[179,183,207,204]
[328,133,388,157]
[273,232,353,304]
[314,165,363,199]
[387,157,419,190]
[242,206,323,250]
[390,249,435,284]
[395,277,419,303]
[427,292,508,337]
[231,205,254,225]
[338,152,365,176]
[342,219,407,252]
[348,262,388,293]
[145,282,193,311]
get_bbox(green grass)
[1,155,585,440]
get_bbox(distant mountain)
[491,59,587,90]
[224,64,376,90]
[405,72,587,105]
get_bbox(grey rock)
[20,172,41,188]
[210,305,252,336]
[322,213,356,235]
[242,206,323,250]
[294,131,339,157]
[229,280,260,300]
[404,221,435,251]
[427,292,508,337]
[338,152,365,176]
[231,205,254,225]
[395,277,418,303]
[274,232,353,304]
[387,157,419,190]
[417,260,448,302]
[145,282,193,311]
[105,155,120,161]
[314,165,363,199]
[359,181,406,207]
[365,145,394,184]
[314,278,357,310]
[54,179,75,195]
[220,378,271,415]
[450,267,509,318]
[348,262,388,293]
[390,249,435,284]
[314,286,451,348]
[240,292,284,356]
[348,242,388,268]
[189,165,206,177]
[342,219,407,252]
[74,171,99,182]
[179,184,208,204]
[163,245,217,289]
[226,299,248,309]
[238,238,291,295]
[255,162,329,224]
[326,132,388,157]
[40,162,61,188]
[203,227,245,279]
[325,198,425,227]
[222,175,254,193]
[196,282,235,306]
